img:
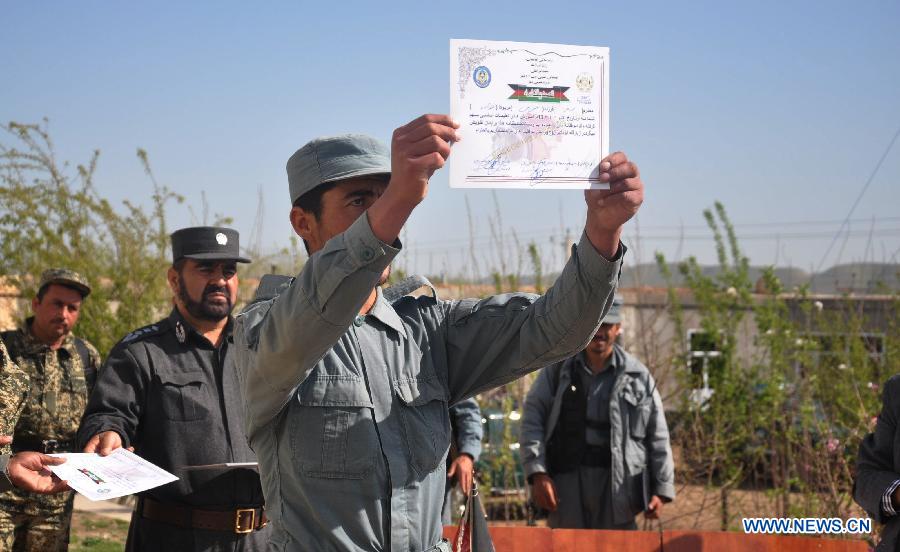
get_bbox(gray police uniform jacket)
[449,398,483,464]
[78,309,269,551]
[233,213,622,552]
[519,345,675,525]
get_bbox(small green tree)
[658,201,893,531]
[528,241,543,294]
[0,120,181,355]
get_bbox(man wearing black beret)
[79,226,271,551]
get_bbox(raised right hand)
[83,431,124,456]
[531,473,559,512]
[388,114,460,206]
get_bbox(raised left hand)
[584,151,644,258]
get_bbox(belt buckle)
[234,508,256,534]
[42,439,59,454]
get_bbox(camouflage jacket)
[0,320,101,514]
[0,337,28,456]
[0,320,101,448]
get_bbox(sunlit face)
[586,323,621,359]
[168,259,239,322]
[31,284,83,341]
[291,177,391,284]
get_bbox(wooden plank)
[443,525,552,552]
[553,529,661,552]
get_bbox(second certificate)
[449,39,609,190]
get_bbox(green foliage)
[71,536,124,552]
[658,201,894,528]
[491,271,503,294]
[528,241,543,294]
[70,514,129,552]
[476,394,527,520]
[0,120,180,355]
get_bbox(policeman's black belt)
[140,497,268,534]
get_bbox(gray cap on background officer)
[170,226,252,264]
[601,294,624,324]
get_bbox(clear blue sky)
[3,1,899,278]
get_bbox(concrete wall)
[0,280,25,331]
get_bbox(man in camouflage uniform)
[2,337,68,496]
[0,269,102,551]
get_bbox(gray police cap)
[601,294,624,324]
[287,134,391,204]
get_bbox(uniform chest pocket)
[290,376,378,479]
[157,370,211,422]
[395,377,450,476]
[68,374,88,396]
[624,392,652,441]
[25,372,46,408]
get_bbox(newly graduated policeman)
[234,114,645,551]
[78,227,271,551]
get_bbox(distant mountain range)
[619,262,899,294]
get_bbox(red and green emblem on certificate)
[507,84,570,102]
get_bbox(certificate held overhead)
[449,38,610,189]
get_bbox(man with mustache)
[79,227,271,551]
[520,295,675,530]
[0,268,101,551]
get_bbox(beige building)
[0,279,26,331]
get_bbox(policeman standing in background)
[0,269,101,551]
[78,227,271,551]
[520,296,675,530]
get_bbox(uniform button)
[361,248,374,261]
[354,315,365,327]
